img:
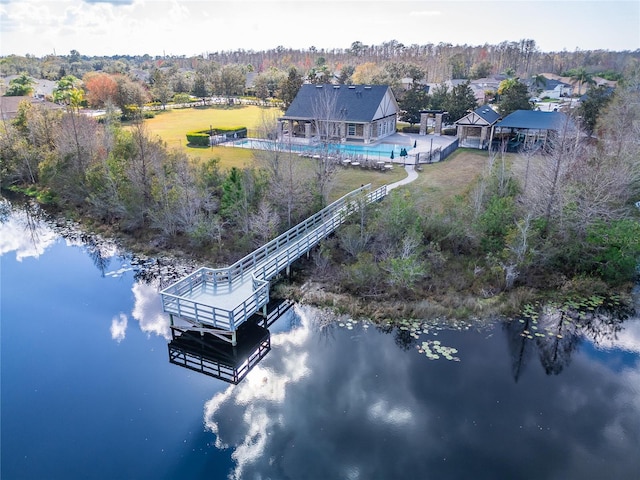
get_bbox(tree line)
[2,40,637,84]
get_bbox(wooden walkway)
[160,183,387,344]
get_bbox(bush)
[186,131,210,147]
[214,126,247,138]
[402,125,420,133]
[186,127,247,146]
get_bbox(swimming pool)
[230,138,409,160]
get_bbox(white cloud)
[593,319,640,354]
[368,399,413,426]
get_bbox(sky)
[1,0,639,57]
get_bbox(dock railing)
[160,183,387,331]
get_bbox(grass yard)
[407,148,490,210]
[141,104,411,196]
[142,107,496,208]
[331,164,406,200]
[143,104,275,169]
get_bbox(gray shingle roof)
[475,105,501,123]
[455,105,501,127]
[282,84,394,123]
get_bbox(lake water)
[2,198,640,480]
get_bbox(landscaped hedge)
[401,125,420,133]
[186,127,247,146]
[186,132,210,146]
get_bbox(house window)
[347,124,356,136]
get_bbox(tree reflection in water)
[505,298,634,380]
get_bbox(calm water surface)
[1,199,639,480]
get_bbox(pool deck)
[229,132,457,164]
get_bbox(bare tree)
[311,86,344,205]
[254,110,314,227]
[519,115,582,236]
[249,199,280,246]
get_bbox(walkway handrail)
[162,183,379,293]
[160,182,387,333]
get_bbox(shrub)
[186,127,247,146]
[186,131,210,147]
[402,125,420,133]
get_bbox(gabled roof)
[494,110,572,130]
[281,84,397,123]
[543,78,571,89]
[455,105,501,127]
[0,96,63,120]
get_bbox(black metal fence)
[416,138,459,164]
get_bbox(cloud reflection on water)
[110,312,128,343]
[131,281,171,339]
[0,208,57,261]
[204,305,640,480]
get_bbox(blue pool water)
[231,138,408,159]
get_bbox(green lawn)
[143,104,275,169]
[406,149,490,210]
[142,107,497,208]
[142,104,410,195]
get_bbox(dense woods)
[1,41,636,85]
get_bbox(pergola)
[489,110,575,152]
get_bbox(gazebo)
[454,105,502,149]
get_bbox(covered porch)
[277,114,396,144]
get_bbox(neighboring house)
[539,77,573,99]
[31,79,57,99]
[427,76,504,105]
[0,95,63,121]
[1,75,57,99]
[278,84,399,144]
[400,77,429,91]
[490,110,576,152]
[454,105,502,149]
[468,77,503,104]
[130,69,150,84]
[538,72,617,96]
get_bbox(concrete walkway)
[387,165,419,191]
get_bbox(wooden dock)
[161,183,387,345]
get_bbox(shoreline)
[4,193,638,324]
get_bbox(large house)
[277,84,399,144]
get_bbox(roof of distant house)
[542,78,572,89]
[0,95,64,119]
[494,110,573,130]
[281,84,396,123]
